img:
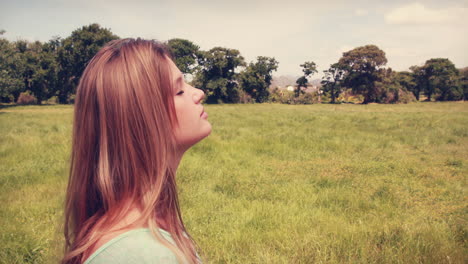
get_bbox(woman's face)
[168,58,212,151]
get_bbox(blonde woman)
[62,38,211,264]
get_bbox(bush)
[338,89,364,104]
[0,94,15,103]
[291,92,317,104]
[397,89,417,103]
[238,89,255,104]
[436,86,464,101]
[16,91,37,105]
[269,87,284,103]
[45,96,58,104]
[68,94,76,104]
[269,88,323,104]
[381,88,416,104]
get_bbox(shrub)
[397,89,417,103]
[338,89,364,104]
[269,87,282,103]
[68,94,76,104]
[269,88,294,104]
[269,88,319,104]
[436,85,464,101]
[238,89,255,104]
[45,96,58,104]
[16,91,37,105]
[292,92,317,104]
[381,88,416,104]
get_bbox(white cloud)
[385,2,468,25]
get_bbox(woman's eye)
[177,90,184,95]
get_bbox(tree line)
[1,24,467,105]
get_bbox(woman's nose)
[194,88,205,103]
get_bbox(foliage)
[338,45,388,103]
[380,88,416,104]
[167,38,201,75]
[239,56,278,103]
[295,61,317,97]
[374,68,416,104]
[460,67,468,100]
[17,40,61,104]
[0,38,25,102]
[237,89,255,104]
[337,88,364,103]
[16,91,37,104]
[295,76,308,97]
[411,59,462,101]
[321,63,345,103]
[270,88,317,104]
[393,71,417,100]
[192,47,246,103]
[1,26,466,105]
[56,24,118,104]
[409,66,426,101]
[424,58,462,101]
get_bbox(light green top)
[84,228,179,264]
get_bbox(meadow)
[0,102,467,264]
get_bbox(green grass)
[1,102,467,263]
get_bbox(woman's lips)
[201,111,208,119]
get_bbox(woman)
[62,38,211,264]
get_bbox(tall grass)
[0,102,467,263]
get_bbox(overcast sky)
[1,0,467,77]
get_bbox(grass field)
[0,102,467,264]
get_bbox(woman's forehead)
[167,58,183,85]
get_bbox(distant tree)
[192,47,246,103]
[295,61,317,97]
[14,40,61,104]
[166,38,200,75]
[338,45,387,103]
[422,58,461,101]
[56,24,118,103]
[239,56,278,103]
[409,65,426,101]
[373,68,415,104]
[321,63,345,103]
[0,38,25,102]
[460,67,468,100]
[393,71,417,99]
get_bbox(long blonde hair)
[63,38,199,264]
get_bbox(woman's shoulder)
[84,228,178,264]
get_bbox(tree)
[374,68,415,104]
[338,45,387,103]
[423,58,461,101]
[56,24,118,103]
[460,67,468,100]
[393,71,417,99]
[239,56,278,103]
[166,38,200,75]
[192,47,246,103]
[0,37,25,102]
[409,65,426,101]
[295,61,317,97]
[14,40,62,104]
[321,63,345,103]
